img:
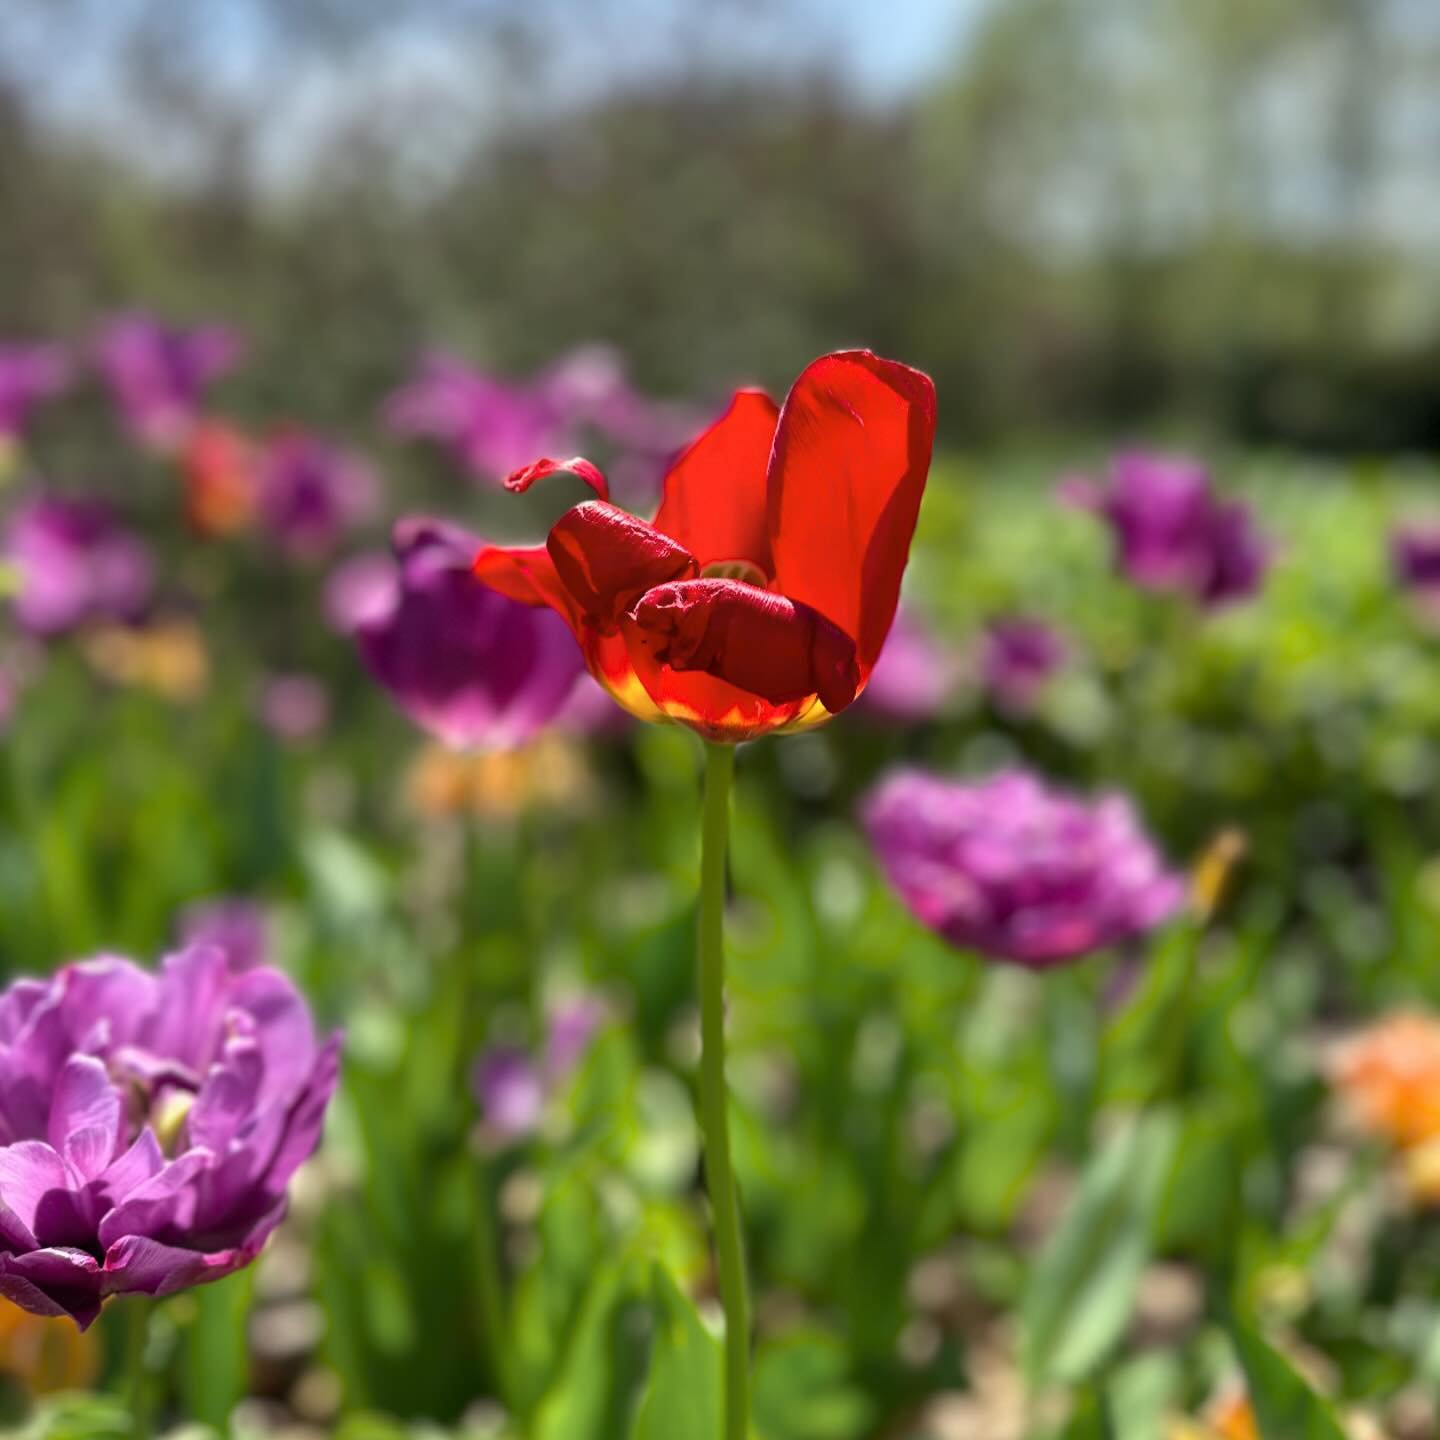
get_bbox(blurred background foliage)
[3,0,1440,448]
[4,3,1440,1438]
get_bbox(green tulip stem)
[697,741,750,1440]
[124,1296,153,1440]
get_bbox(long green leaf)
[630,1265,722,1440]
[1230,1317,1348,1440]
[1021,1109,1179,1386]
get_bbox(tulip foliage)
[0,322,1437,1440]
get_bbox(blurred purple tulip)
[259,672,330,743]
[256,432,377,560]
[0,945,339,1329]
[323,551,401,634]
[5,495,153,637]
[551,672,631,739]
[862,768,1184,967]
[385,354,559,483]
[981,617,1066,712]
[1065,451,1267,608]
[860,606,964,721]
[544,995,605,1079]
[471,1049,546,1142]
[350,519,584,749]
[0,344,70,443]
[94,315,241,451]
[385,346,687,488]
[179,899,268,974]
[1391,525,1440,597]
[472,995,604,1144]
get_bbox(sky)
[0,0,990,193]
[804,0,987,98]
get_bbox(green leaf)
[532,1265,650,1440]
[630,1265,722,1440]
[1020,1109,1180,1386]
[181,1269,255,1428]
[752,1330,874,1440]
[1061,1385,1117,1440]
[1230,1317,1348,1440]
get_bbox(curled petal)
[102,1232,263,1299]
[48,1056,123,1183]
[627,578,860,714]
[472,541,585,634]
[547,501,696,630]
[768,350,936,675]
[0,1248,102,1328]
[652,390,779,571]
[503,456,609,503]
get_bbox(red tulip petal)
[651,390,779,572]
[627,577,860,714]
[503,456,609,502]
[617,644,815,742]
[767,350,936,675]
[584,629,667,723]
[547,500,697,630]
[472,542,585,633]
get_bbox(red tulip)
[471,350,936,742]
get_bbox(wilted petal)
[548,501,697,631]
[627,578,859,713]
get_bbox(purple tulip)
[323,551,400,634]
[94,315,241,451]
[1065,451,1267,608]
[178,899,268,974]
[351,519,584,749]
[861,768,1184,967]
[981,618,1066,712]
[5,495,153,637]
[0,945,339,1329]
[0,344,70,443]
[384,346,688,488]
[537,344,691,458]
[1391,525,1440,597]
[256,432,377,560]
[860,607,964,721]
[385,354,565,483]
[471,1049,547,1142]
[543,996,605,1079]
[471,995,604,1143]
[551,672,630,738]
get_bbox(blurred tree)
[0,0,1438,450]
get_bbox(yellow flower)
[404,734,595,823]
[1190,827,1247,924]
[83,619,210,702]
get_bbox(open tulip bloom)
[399,348,934,1439]
[0,946,339,1332]
[470,349,936,743]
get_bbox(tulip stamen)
[701,559,769,589]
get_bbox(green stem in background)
[124,1297,153,1440]
[462,817,513,1411]
[697,742,750,1440]
[473,1160,512,1408]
